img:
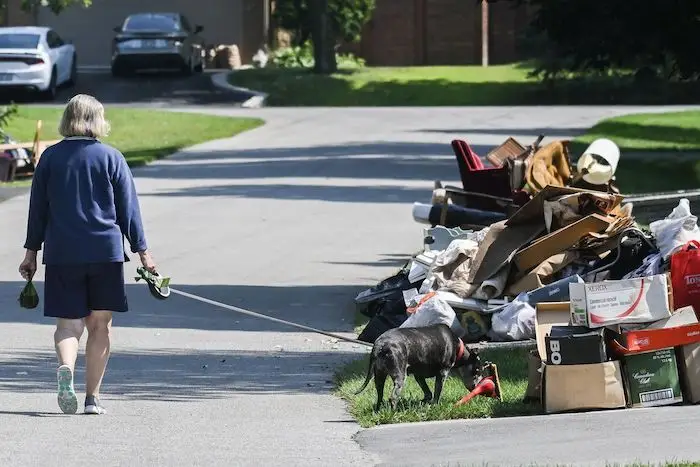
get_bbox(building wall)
[6,0,34,27]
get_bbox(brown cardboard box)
[543,361,627,414]
[524,349,543,402]
[535,301,572,358]
[514,214,614,273]
[536,301,627,413]
[532,302,570,406]
[665,307,700,404]
[507,185,624,226]
[679,343,700,403]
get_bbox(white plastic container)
[577,138,621,185]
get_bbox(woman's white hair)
[58,94,111,139]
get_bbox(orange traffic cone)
[455,362,502,406]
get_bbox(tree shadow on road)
[0,281,367,333]
[0,347,365,401]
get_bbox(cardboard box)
[545,326,607,365]
[514,214,614,273]
[609,305,697,333]
[507,185,624,227]
[622,348,683,408]
[531,301,571,404]
[609,322,700,355]
[524,349,543,402]
[535,301,572,359]
[678,343,700,404]
[542,361,627,414]
[570,274,671,328]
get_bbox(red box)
[609,323,700,355]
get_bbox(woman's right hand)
[138,250,157,274]
[19,250,37,281]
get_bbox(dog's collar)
[456,338,465,361]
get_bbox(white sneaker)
[56,365,78,415]
[84,395,107,415]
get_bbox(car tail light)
[0,56,44,65]
[23,57,44,65]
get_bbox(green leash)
[134,267,171,300]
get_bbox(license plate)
[0,73,12,82]
[142,39,167,48]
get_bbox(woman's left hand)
[19,251,37,281]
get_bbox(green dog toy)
[135,267,171,300]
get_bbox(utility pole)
[481,0,489,67]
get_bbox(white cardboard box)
[570,274,670,328]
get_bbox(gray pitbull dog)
[354,324,482,411]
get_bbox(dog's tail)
[354,353,376,395]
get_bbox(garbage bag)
[355,263,420,306]
[18,280,39,309]
[357,295,408,343]
[650,198,700,259]
[489,293,536,341]
[400,292,465,337]
[358,313,408,343]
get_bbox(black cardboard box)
[545,326,607,365]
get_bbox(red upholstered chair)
[450,139,513,199]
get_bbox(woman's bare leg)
[54,318,84,370]
[55,318,84,414]
[84,310,112,398]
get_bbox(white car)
[0,26,77,100]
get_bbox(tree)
[506,0,700,80]
[20,0,91,15]
[273,0,375,74]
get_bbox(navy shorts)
[44,262,128,319]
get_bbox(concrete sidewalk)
[1,106,697,467]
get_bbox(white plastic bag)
[488,293,536,341]
[400,293,465,337]
[650,198,700,259]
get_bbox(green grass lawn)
[3,106,264,171]
[572,110,700,194]
[229,64,700,107]
[335,347,535,428]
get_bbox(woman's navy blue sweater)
[23,137,148,265]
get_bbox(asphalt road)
[3,105,700,466]
[356,405,700,466]
[0,69,252,107]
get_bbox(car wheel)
[67,54,78,87]
[42,70,57,101]
[194,53,204,73]
[181,54,194,76]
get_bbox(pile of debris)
[353,134,700,412]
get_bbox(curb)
[211,71,268,109]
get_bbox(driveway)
[0,69,252,107]
[1,105,699,467]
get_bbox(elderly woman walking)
[18,94,157,415]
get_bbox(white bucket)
[577,138,621,185]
